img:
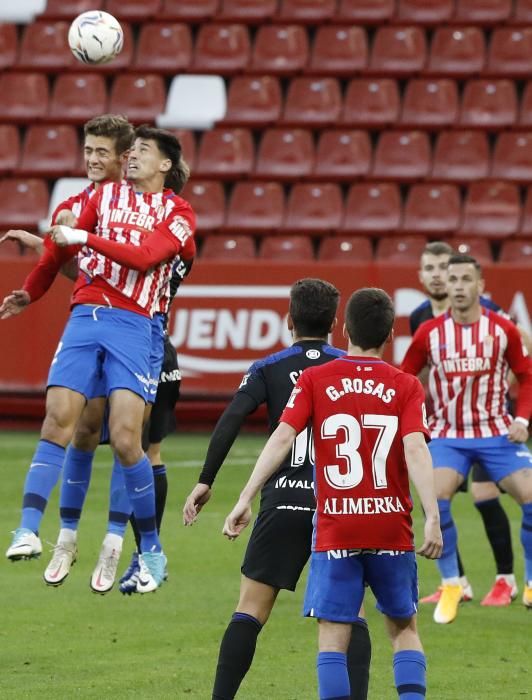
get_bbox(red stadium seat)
[491,132,532,183]
[276,0,337,23]
[369,27,427,76]
[160,0,220,21]
[259,235,314,261]
[0,72,49,123]
[49,73,108,123]
[192,24,251,75]
[518,81,532,127]
[313,130,371,181]
[402,183,461,234]
[249,25,309,75]
[372,130,431,180]
[0,239,23,258]
[223,181,285,234]
[18,125,79,177]
[0,179,49,230]
[221,76,282,127]
[108,74,166,124]
[459,181,520,238]
[255,128,314,180]
[0,24,17,72]
[341,79,400,128]
[307,26,368,77]
[41,0,101,18]
[431,130,489,182]
[281,77,342,127]
[195,128,254,179]
[486,28,532,78]
[518,187,532,237]
[218,0,277,22]
[499,240,532,264]
[133,23,192,74]
[201,234,256,260]
[510,0,532,24]
[181,180,225,233]
[336,0,395,24]
[452,236,493,263]
[0,125,21,175]
[376,236,427,263]
[283,183,343,236]
[341,183,401,235]
[459,80,517,129]
[400,79,459,128]
[18,21,76,71]
[396,0,454,24]
[452,0,512,24]
[426,27,486,77]
[171,129,196,171]
[105,0,161,21]
[318,236,373,263]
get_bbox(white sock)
[496,573,516,587]
[103,532,123,551]
[58,528,77,543]
[442,576,461,586]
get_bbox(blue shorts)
[304,549,418,623]
[148,314,165,405]
[429,436,532,483]
[47,305,152,402]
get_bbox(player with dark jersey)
[223,288,442,700]
[410,241,516,607]
[183,278,371,700]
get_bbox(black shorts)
[142,338,181,449]
[241,507,314,592]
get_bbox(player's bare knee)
[110,426,143,465]
[72,423,100,452]
[41,405,77,446]
[471,481,500,502]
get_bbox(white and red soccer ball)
[68,10,124,65]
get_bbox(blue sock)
[317,651,350,700]
[520,503,532,582]
[393,650,426,699]
[20,440,65,533]
[59,446,94,530]
[120,455,160,553]
[437,499,459,579]
[107,457,132,537]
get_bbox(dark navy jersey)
[238,340,344,511]
[409,295,507,335]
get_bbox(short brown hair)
[421,241,454,258]
[289,278,340,338]
[345,288,394,350]
[447,253,482,274]
[84,114,134,155]
[135,125,189,194]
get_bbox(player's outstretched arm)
[0,290,30,319]
[403,432,443,560]
[223,422,296,540]
[183,393,258,525]
[0,229,44,254]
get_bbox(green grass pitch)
[0,431,530,699]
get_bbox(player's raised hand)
[507,419,529,444]
[54,210,77,227]
[50,225,87,247]
[416,518,443,560]
[183,483,212,525]
[0,289,30,319]
[223,500,252,540]
[0,229,44,253]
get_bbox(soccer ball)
[68,11,124,65]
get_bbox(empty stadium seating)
[49,73,108,123]
[259,235,314,261]
[0,126,21,175]
[402,184,461,233]
[431,130,490,182]
[255,128,314,179]
[0,179,49,230]
[18,125,79,177]
[283,183,343,236]
[195,128,254,179]
[223,181,285,234]
[318,236,373,263]
[201,234,256,260]
[221,76,282,126]
[133,23,192,74]
[341,183,402,235]
[459,181,520,238]
[312,130,372,181]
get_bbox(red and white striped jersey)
[74,181,195,317]
[401,308,532,439]
[51,182,96,225]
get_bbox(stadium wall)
[0,258,530,427]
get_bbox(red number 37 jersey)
[280,356,429,552]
